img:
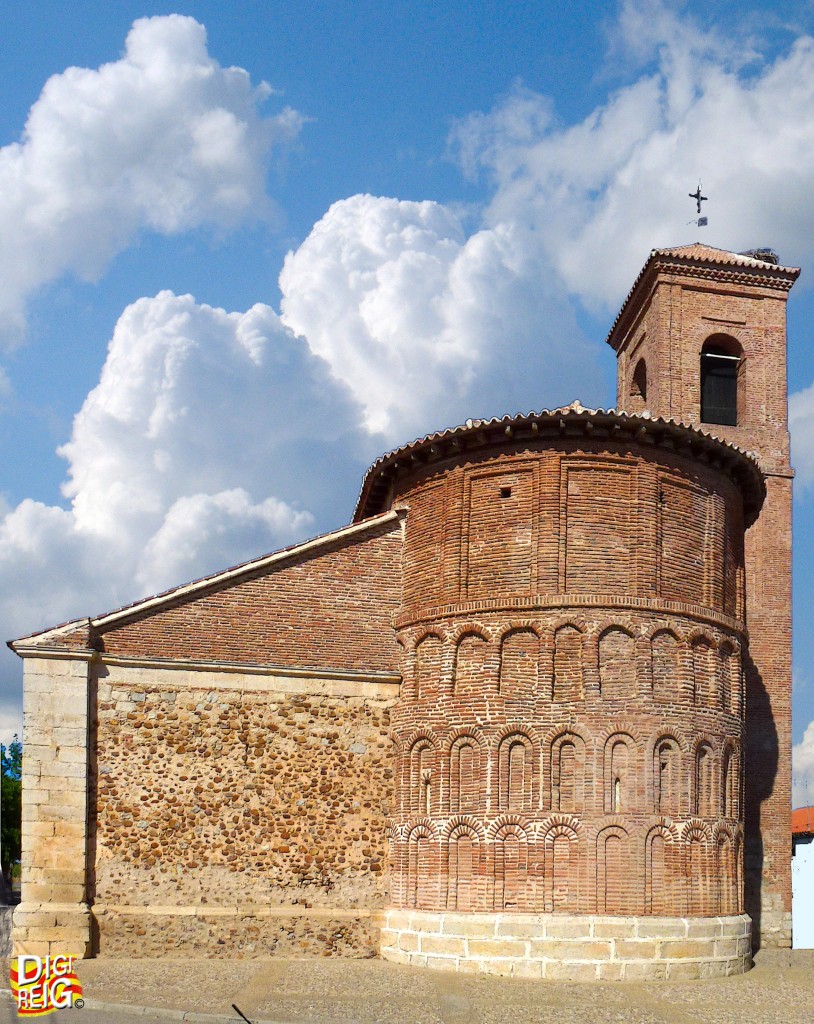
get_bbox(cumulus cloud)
[0,290,368,663]
[451,0,814,309]
[0,14,302,341]
[280,194,605,439]
[793,721,814,809]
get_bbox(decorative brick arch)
[682,820,711,915]
[649,732,684,816]
[688,632,717,707]
[649,628,683,703]
[546,727,588,814]
[596,823,630,914]
[448,621,494,646]
[452,628,495,694]
[443,818,484,912]
[600,727,640,814]
[495,728,537,813]
[711,822,737,915]
[412,632,444,701]
[691,736,717,818]
[488,819,532,911]
[539,817,583,913]
[403,732,439,816]
[498,626,540,698]
[444,731,484,815]
[496,619,542,642]
[721,740,740,819]
[718,639,740,715]
[598,625,638,699]
[644,822,679,915]
[404,820,440,910]
[552,622,585,702]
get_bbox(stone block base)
[381,910,752,981]
[92,905,382,958]
[756,908,792,950]
[13,902,92,958]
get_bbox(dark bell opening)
[701,345,738,426]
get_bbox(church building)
[10,243,797,980]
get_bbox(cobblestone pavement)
[0,953,811,1023]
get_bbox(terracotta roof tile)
[353,401,765,521]
[606,243,800,350]
[651,243,790,269]
[793,806,814,836]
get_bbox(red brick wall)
[95,517,403,674]
[388,439,749,916]
[608,251,796,945]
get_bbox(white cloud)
[0,707,21,751]
[0,290,368,675]
[58,291,362,553]
[0,14,302,341]
[793,721,814,809]
[789,384,814,489]
[280,194,606,439]
[451,1,814,310]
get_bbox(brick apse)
[10,244,797,980]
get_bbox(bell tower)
[607,242,800,950]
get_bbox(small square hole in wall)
[499,486,512,498]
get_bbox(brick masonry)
[607,245,797,947]
[387,435,751,932]
[9,244,797,972]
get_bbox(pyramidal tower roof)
[606,242,800,351]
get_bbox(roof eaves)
[605,243,800,351]
[353,402,765,521]
[8,617,91,655]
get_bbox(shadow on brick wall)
[744,650,778,953]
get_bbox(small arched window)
[700,336,742,426]
[631,357,647,403]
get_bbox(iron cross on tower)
[689,182,708,226]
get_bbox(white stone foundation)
[381,910,752,981]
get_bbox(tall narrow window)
[655,739,680,815]
[608,738,630,812]
[410,740,434,815]
[700,338,741,426]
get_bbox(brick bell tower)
[606,243,800,949]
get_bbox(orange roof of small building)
[793,806,814,836]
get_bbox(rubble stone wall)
[90,663,398,956]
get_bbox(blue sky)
[3,0,814,803]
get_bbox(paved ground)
[0,951,811,1023]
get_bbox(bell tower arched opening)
[700,335,743,427]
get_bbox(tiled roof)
[353,400,766,521]
[651,243,789,269]
[793,806,814,836]
[606,243,800,350]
